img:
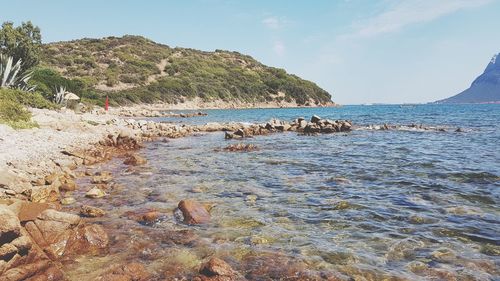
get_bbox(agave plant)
[0,54,36,92]
[54,86,66,104]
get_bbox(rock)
[200,257,235,277]
[38,209,81,226]
[0,206,21,244]
[30,183,60,203]
[430,248,456,263]
[96,262,150,281]
[80,205,106,217]
[142,211,160,223]
[16,202,51,222]
[65,224,109,256]
[85,186,106,199]
[123,154,147,166]
[61,197,76,205]
[178,199,211,225]
[59,177,77,191]
[91,172,113,184]
[224,132,234,139]
[311,115,321,123]
[124,209,160,224]
[234,129,245,138]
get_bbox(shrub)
[0,89,38,129]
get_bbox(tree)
[0,21,42,71]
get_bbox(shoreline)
[0,106,353,280]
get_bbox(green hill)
[38,35,333,107]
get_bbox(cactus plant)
[0,54,35,92]
[54,86,66,104]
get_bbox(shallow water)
[67,104,500,280]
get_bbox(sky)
[1,0,500,104]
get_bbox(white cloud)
[262,16,287,29]
[273,40,285,56]
[347,0,493,38]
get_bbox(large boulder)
[178,200,211,225]
[0,206,21,245]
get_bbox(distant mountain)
[437,53,500,104]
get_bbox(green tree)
[0,21,42,71]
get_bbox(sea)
[68,104,500,280]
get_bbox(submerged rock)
[123,153,147,166]
[178,199,211,225]
[96,262,150,281]
[80,205,106,217]
[199,257,237,279]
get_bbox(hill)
[38,35,333,107]
[437,53,500,104]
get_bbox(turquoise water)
[72,104,500,280]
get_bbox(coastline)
[0,105,352,280]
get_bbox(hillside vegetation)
[39,35,332,106]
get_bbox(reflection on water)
[65,105,499,280]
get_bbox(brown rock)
[59,177,77,191]
[123,154,147,166]
[65,224,109,256]
[80,205,106,217]
[178,199,211,225]
[91,172,113,184]
[17,202,51,222]
[200,257,235,277]
[96,262,150,281]
[37,209,81,226]
[0,206,21,244]
[30,183,60,203]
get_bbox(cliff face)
[39,35,333,106]
[437,53,500,104]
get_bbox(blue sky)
[1,0,500,104]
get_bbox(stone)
[123,154,147,166]
[0,206,21,244]
[61,197,76,205]
[86,186,106,199]
[91,172,113,184]
[38,209,81,226]
[178,199,211,225]
[30,183,60,203]
[96,262,150,281]
[311,115,321,123]
[65,224,109,256]
[234,128,245,137]
[80,205,106,217]
[17,202,51,222]
[60,177,77,191]
[200,257,235,277]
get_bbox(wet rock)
[430,248,456,263]
[178,199,211,225]
[85,186,106,199]
[123,153,147,166]
[386,238,424,261]
[221,143,258,152]
[80,205,106,217]
[61,197,76,205]
[333,200,351,210]
[59,177,77,191]
[64,224,109,256]
[311,115,321,123]
[91,172,113,184]
[96,262,150,281]
[199,257,237,278]
[124,208,161,224]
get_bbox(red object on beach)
[105,96,109,111]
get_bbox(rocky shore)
[0,107,355,280]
